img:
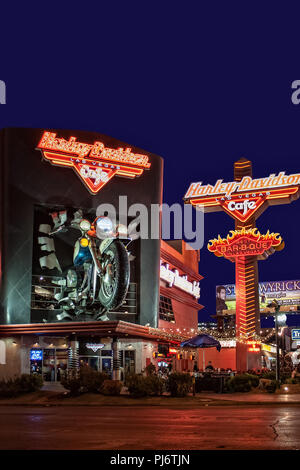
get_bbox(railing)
[31,275,137,316]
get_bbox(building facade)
[0,128,203,381]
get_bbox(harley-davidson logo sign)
[184,171,300,223]
[208,228,283,261]
[220,195,267,223]
[36,131,151,194]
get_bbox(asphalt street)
[0,405,299,450]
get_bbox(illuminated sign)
[160,261,200,299]
[30,349,43,361]
[86,343,105,352]
[169,347,179,354]
[208,228,283,262]
[184,171,300,223]
[219,340,236,348]
[185,159,300,350]
[247,341,261,352]
[216,280,300,314]
[292,329,300,340]
[37,131,151,194]
[261,343,276,353]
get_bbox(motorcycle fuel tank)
[73,240,93,267]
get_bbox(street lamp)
[267,299,283,383]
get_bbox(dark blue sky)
[1,4,300,322]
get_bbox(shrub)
[0,374,43,398]
[0,378,20,398]
[286,378,298,385]
[101,379,122,396]
[61,367,109,396]
[167,372,192,397]
[261,371,276,380]
[195,376,221,393]
[144,375,164,396]
[125,374,148,397]
[80,367,109,393]
[144,363,156,376]
[61,371,81,397]
[16,374,43,393]
[280,372,291,384]
[266,380,279,393]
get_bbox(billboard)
[216,280,300,313]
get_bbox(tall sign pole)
[184,158,300,371]
[233,159,260,370]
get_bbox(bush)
[144,375,164,396]
[16,374,43,393]
[144,363,156,376]
[0,374,43,398]
[226,374,259,393]
[167,372,192,397]
[266,380,279,393]
[80,367,109,393]
[124,373,165,397]
[101,379,122,396]
[195,375,221,393]
[0,378,20,398]
[61,370,81,396]
[261,371,276,380]
[61,367,109,396]
[280,372,291,384]
[125,374,148,397]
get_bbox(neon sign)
[169,347,179,354]
[86,343,105,352]
[208,228,283,261]
[160,261,201,299]
[37,132,151,194]
[184,171,300,223]
[185,158,299,370]
[247,341,260,352]
[30,349,43,361]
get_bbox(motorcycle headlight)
[96,216,114,237]
[116,224,128,238]
[79,219,91,232]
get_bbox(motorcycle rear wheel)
[98,240,130,311]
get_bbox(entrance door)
[125,350,135,375]
[42,348,68,382]
[101,357,112,377]
[43,349,56,382]
[79,356,100,371]
[55,349,68,381]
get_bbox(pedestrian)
[205,361,214,371]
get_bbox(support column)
[112,337,120,381]
[234,159,261,371]
[68,335,79,376]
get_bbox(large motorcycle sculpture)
[48,213,130,321]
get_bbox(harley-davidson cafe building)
[0,128,203,382]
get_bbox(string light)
[148,325,277,346]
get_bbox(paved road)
[0,405,300,450]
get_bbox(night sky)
[1,4,300,324]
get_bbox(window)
[159,296,175,322]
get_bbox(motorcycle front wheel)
[98,240,130,311]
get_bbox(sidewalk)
[1,390,300,407]
[195,392,300,404]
